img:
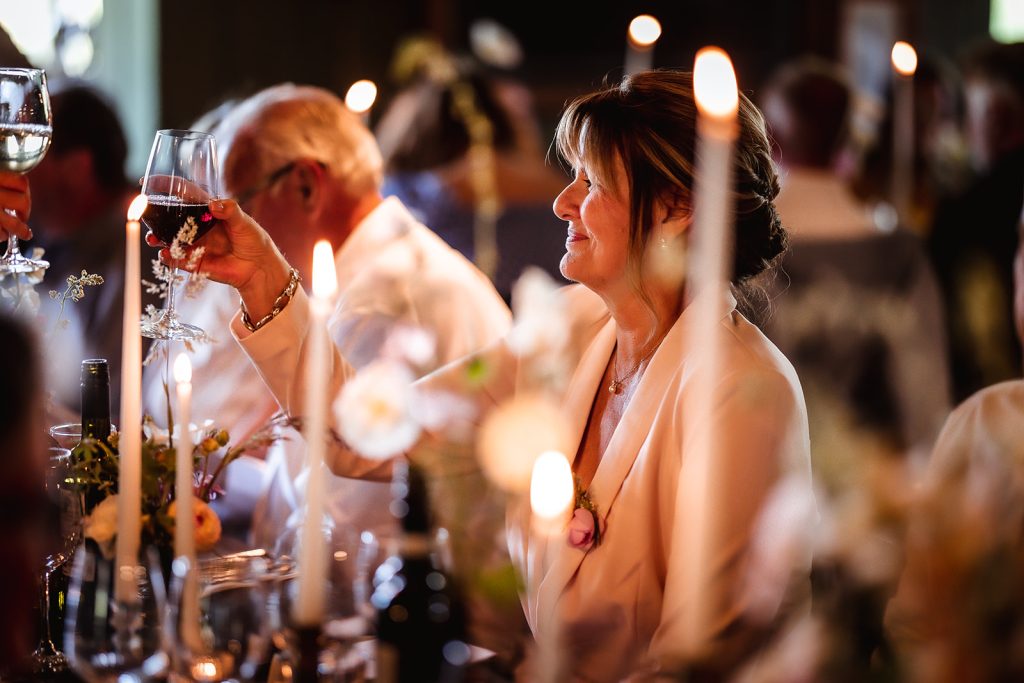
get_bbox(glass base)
[31,645,69,674]
[0,254,49,274]
[140,314,206,341]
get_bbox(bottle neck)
[81,417,111,441]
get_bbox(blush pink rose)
[567,507,603,550]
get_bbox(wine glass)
[0,68,51,275]
[166,554,276,682]
[65,541,169,681]
[31,447,81,674]
[139,129,221,341]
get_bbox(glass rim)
[0,67,45,76]
[155,128,215,140]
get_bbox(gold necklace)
[608,341,663,394]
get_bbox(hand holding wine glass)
[139,129,222,341]
[148,198,293,324]
[0,68,51,274]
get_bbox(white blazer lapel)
[530,316,616,631]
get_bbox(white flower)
[381,325,437,370]
[477,393,573,493]
[742,473,818,623]
[83,495,119,559]
[334,360,421,460]
[506,268,569,358]
[411,389,478,442]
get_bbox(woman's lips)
[566,229,588,244]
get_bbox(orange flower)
[168,497,222,552]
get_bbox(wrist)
[238,260,294,322]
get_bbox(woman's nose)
[553,184,577,221]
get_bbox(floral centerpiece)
[75,413,286,558]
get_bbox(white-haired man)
[141,84,518,663]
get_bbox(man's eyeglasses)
[234,161,298,210]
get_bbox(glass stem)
[5,235,21,259]
[164,267,180,322]
[38,569,55,650]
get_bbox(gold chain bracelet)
[240,267,302,332]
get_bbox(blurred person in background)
[375,38,567,302]
[849,54,969,235]
[885,202,1024,680]
[760,58,951,463]
[28,84,144,414]
[928,40,1024,401]
[0,308,49,677]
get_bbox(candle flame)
[345,79,378,114]
[312,239,338,299]
[693,47,739,120]
[530,450,574,519]
[173,353,192,384]
[127,194,148,221]
[891,41,918,76]
[628,15,662,48]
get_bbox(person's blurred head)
[551,69,786,308]
[961,40,1024,172]
[28,84,129,236]
[375,67,518,173]
[761,58,851,171]
[216,84,384,275]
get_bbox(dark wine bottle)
[372,462,468,683]
[75,359,113,513]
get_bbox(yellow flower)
[168,497,222,552]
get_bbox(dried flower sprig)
[48,269,104,331]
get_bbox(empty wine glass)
[139,129,221,341]
[31,447,80,674]
[65,542,168,682]
[166,553,276,682]
[0,67,51,275]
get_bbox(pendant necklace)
[608,339,664,394]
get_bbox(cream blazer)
[235,282,812,681]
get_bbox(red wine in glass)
[142,195,219,246]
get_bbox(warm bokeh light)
[530,450,574,520]
[693,47,739,120]
[344,79,378,114]
[628,15,662,48]
[891,41,918,76]
[312,239,338,299]
[127,194,148,221]
[477,394,573,493]
[173,353,192,384]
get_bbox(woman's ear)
[656,193,693,242]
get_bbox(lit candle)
[891,41,918,227]
[529,450,573,537]
[529,450,573,683]
[115,194,147,604]
[293,240,337,626]
[624,14,662,77]
[173,353,195,560]
[344,79,377,126]
[678,47,739,659]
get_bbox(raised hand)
[148,199,293,321]
[0,171,32,241]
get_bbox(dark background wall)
[160,0,991,134]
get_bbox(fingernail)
[213,200,226,211]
